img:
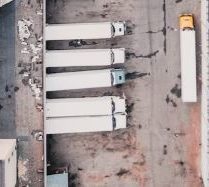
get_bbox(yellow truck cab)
[179,14,194,30]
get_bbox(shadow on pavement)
[0,1,16,138]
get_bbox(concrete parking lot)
[0,0,202,186]
[46,0,202,187]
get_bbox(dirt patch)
[185,104,202,187]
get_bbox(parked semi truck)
[46,96,126,117]
[45,48,125,67]
[179,14,197,102]
[45,21,126,40]
[46,69,125,91]
[45,114,126,134]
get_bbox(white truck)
[45,48,125,67]
[179,14,197,102]
[45,21,126,40]
[45,114,126,134]
[46,96,126,117]
[46,69,125,91]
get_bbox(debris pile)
[29,78,42,100]
[17,18,43,101]
[18,158,29,184]
[31,130,43,141]
[18,19,32,42]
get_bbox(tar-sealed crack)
[146,28,164,34]
[176,0,183,3]
[14,87,19,92]
[5,85,9,92]
[170,84,181,98]
[162,0,167,54]
[125,72,150,80]
[126,103,134,113]
[116,168,130,176]
[126,50,159,59]
[139,153,146,166]
[175,160,187,177]
[165,94,177,107]
[163,145,167,155]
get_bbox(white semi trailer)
[45,48,125,67]
[45,114,126,134]
[179,14,197,102]
[45,21,126,40]
[46,96,126,117]
[46,69,125,91]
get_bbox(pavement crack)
[170,84,181,98]
[165,94,177,107]
[162,0,167,54]
[146,29,163,34]
[126,50,159,59]
[116,168,130,176]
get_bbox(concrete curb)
[201,0,209,186]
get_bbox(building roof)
[0,139,16,160]
[47,173,68,187]
[0,0,13,7]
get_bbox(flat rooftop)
[0,139,16,160]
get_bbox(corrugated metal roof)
[47,173,68,187]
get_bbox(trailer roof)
[45,115,126,134]
[180,30,197,102]
[45,48,125,67]
[46,69,112,91]
[46,96,126,117]
[0,139,16,160]
[45,22,112,40]
[46,49,111,67]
